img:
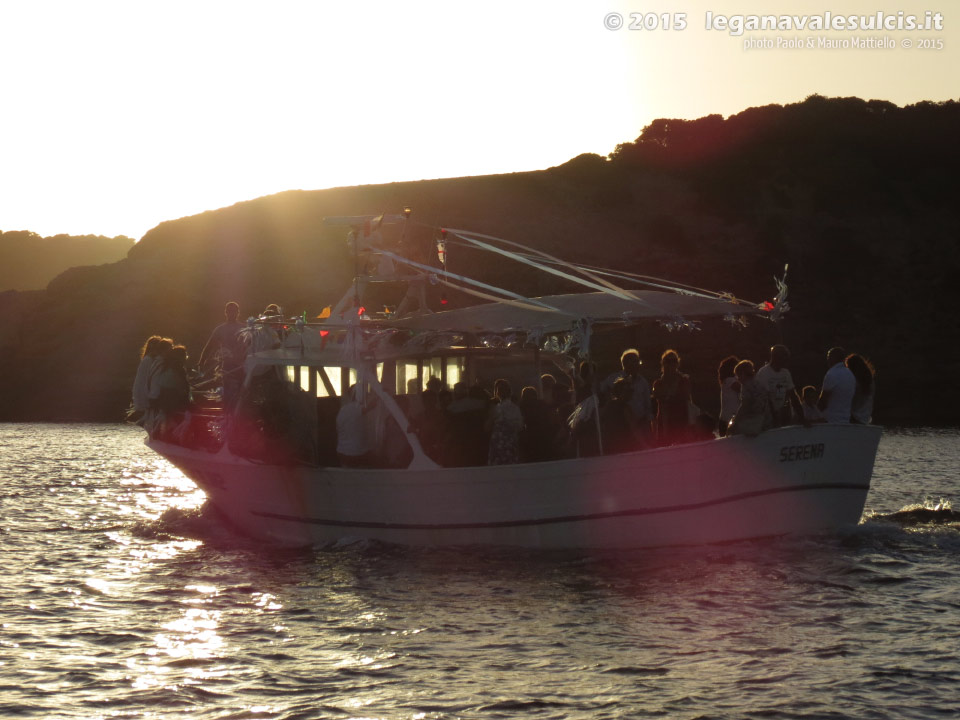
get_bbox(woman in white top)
[717,355,740,437]
[486,379,524,465]
[132,336,164,414]
[728,360,770,437]
[846,353,876,424]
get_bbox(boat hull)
[148,424,881,549]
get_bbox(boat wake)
[827,497,960,556]
[866,498,958,528]
[130,503,248,547]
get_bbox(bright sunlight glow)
[0,0,953,239]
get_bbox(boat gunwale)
[147,422,883,483]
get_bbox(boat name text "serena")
[779,443,825,462]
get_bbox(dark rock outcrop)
[0,96,957,424]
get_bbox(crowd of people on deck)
[130,335,193,442]
[131,301,877,466]
[720,344,875,437]
[130,302,285,446]
[331,342,875,468]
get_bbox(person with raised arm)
[755,344,805,427]
[728,359,770,437]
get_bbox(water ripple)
[1,424,959,719]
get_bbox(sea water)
[1,424,958,719]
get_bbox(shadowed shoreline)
[0,95,957,424]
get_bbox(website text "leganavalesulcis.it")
[705,10,944,36]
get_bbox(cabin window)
[423,357,443,390]
[285,366,314,393]
[325,366,344,396]
[285,366,336,397]
[446,356,466,388]
[396,360,419,395]
[379,360,396,394]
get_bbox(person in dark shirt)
[600,377,643,455]
[519,386,556,463]
[198,302,245,409]
[443,382,488,467]
[652,349,692,446]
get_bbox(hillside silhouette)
[0,231,134,291]
[0,95,957,424]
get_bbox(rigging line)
[374,248,562,312]
[480,248,731,300]
[568,265,739,300]
[435,277,565,313]
[438,236,746,318]
[417,224,752,306]
[446,229,642,303]
[547,263,726,300]
[445,228,641,301]
[497,251,753,305]
[434,229,742,302]
[439,232,682,318]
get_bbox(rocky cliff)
[0,96,957,424]
[0,232,134,291]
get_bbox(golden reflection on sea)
[120,457,207,520]
[102,458,225,692]
[123,574,229,692]
[4,425,959,720]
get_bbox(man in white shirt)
[755,344,804,427]
[818,347,856,423]
[337,385,371,467]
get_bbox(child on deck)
[801,386,827,423]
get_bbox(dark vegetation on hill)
[0,95,957,424]
[0,231,134,291]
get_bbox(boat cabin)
[181,216,774,469]
[219,326,574,470]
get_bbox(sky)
[0,0,955,240]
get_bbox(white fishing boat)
[146,213,881,548]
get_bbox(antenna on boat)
[352,228,360,310]
[399,205,413,270]
[436,228,448,306]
